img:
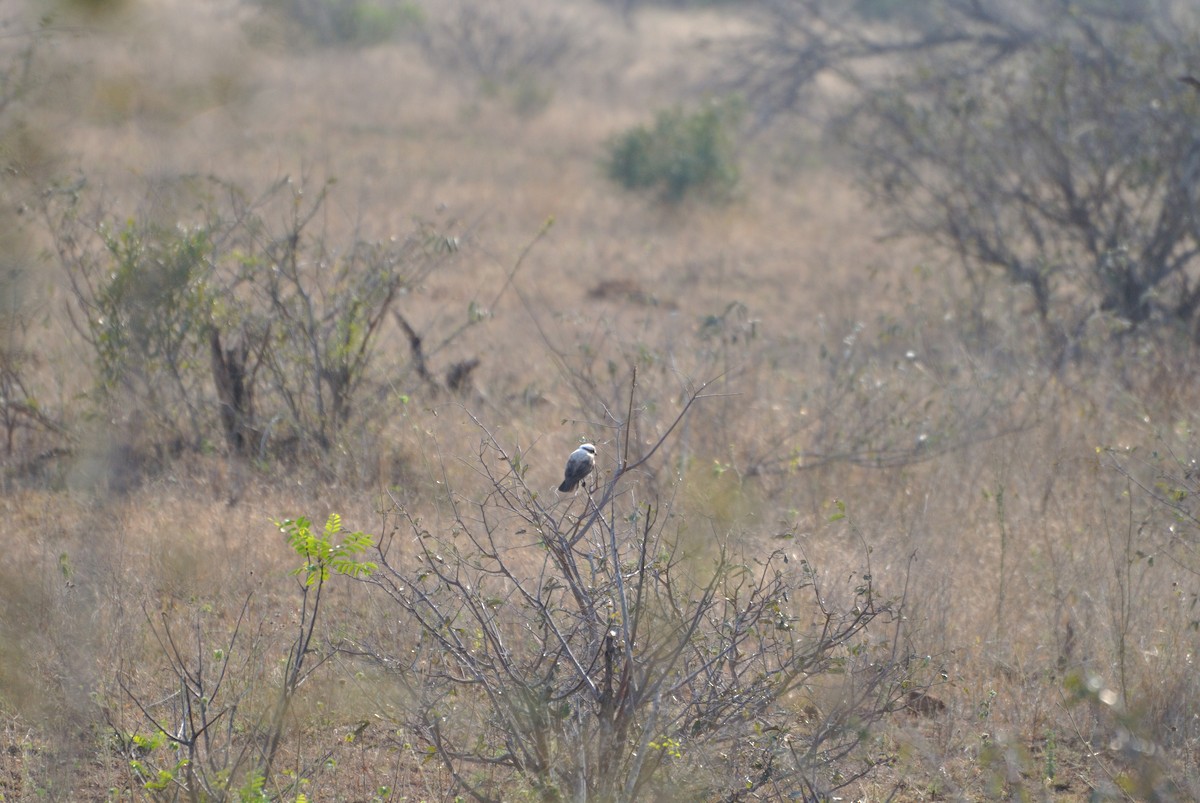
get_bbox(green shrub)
[604,101,741,203]
[853,0,912,20]
[91,221,212,392]
[332,0,422,46]
[50,175,460,466]
[258,0,423,47]
[61,218,216,449]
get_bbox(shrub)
[605,101,741,203]
[352,373,913,799]
[420,2,577,85]
[0,18,66,467]
[56,214,215,451]
[418,1,577,117]
[47,174,461,466]
[725,0,1200,351]
[852,22,1200,345]
[256,0,423,47]
[108,513,376,800]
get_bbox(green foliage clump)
[604,101,741,203]
[259,0,423,46]
[59,217,216,450]
[852,0,910,20]
[329,0,422,46]
[90,221,211,394]
[280,513,377,584]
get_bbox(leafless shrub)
[725,0,1175,126]
[351,372,915,800]
[724,0,1200,352]
[105,514,377,800]
[851,27,1200,351]
[420,1,579,89]
[107,597,295,799]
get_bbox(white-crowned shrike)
[558,443,596,493]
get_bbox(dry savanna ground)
[2,0,1200,800]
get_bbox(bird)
[558,443,596,493]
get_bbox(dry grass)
[2,0,1199,799]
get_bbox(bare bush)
[106,514,376,800]
[725,0,1200,351]
[351,374,914,800]
[422,0,580,91]
[851,24,1200,349]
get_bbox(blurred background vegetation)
[1,0,1200,799]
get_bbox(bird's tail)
[558,479,576,493]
